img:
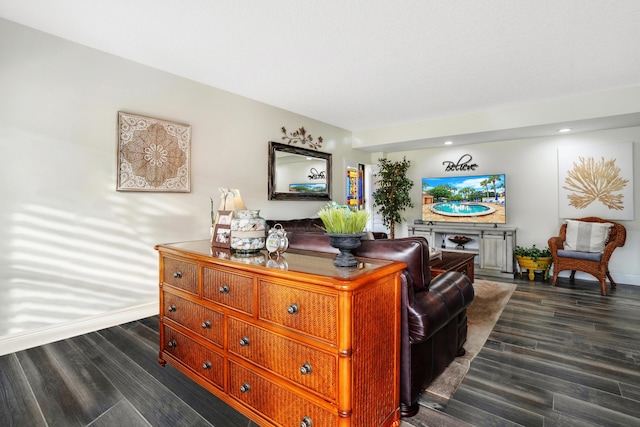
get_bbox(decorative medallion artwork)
[117,112,191,192]
[558,142,634,220]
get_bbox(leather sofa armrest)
[407,271,474,343]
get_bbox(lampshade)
[218,188,247,211]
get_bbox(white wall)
[0,19,370,351]
[2,18,638,353]
[381,131,640,286]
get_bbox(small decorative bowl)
[448,236,472,245]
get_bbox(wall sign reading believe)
[443,154,478,172]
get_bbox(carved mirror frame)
[268,141,332,201]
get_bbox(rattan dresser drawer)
[259,280,337,344]
[202,266,254,315]
[162,256,198,295]
[229,360,337,427]
[162,291,224,346]
[162,325,224,388]
[228,317,337,400]
[157,240,403,427]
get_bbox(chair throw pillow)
[564,220,613,253]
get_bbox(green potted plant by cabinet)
[514,245,553,280]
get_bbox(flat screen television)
[421,174,506,224]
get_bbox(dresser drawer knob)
[239,382,251,393]
[239,336,250,347]
[173,271,182,279]
[287,303,299,314]
[219,285,230,294]
[167,304,176,312]
[167,340,177,348]
[299,362,312,375]
[201,320,211,329]
[202,361,212,370]
[300,416,312,427]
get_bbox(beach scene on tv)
[421,174,506,224]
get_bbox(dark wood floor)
[2,276,640,427]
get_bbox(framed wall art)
[558,142,634,220]
[117,111,191,192]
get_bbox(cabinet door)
[480,233,506,271]
[410,228,435,248]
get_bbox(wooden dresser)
[156,240,405,427]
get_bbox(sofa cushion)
[266,218,325,233]
[286,232,338,253]
[287,233,432,290]
[557,249,603,261]
[564,219,613,253]
[267,218,389,239]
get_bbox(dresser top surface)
[156,240,404,282]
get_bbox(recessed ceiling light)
[557,128,572,133]
[444,141,453,145]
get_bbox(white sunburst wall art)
[557,142,634,220]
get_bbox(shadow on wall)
[2,201,157,337]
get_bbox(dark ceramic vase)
[326,233,365,267]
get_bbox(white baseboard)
[0,302,158,356]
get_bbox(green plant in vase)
[317,202,370,267]
[514,244,553,280]
[514,245,551,261]
[317,202,370,234]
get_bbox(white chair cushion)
[564,220,613,253]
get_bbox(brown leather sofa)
[268,220,474,417]
[266,217,388,239]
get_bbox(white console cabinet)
[409,223,517,279]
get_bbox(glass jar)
[230,210,266,254]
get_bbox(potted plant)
[372,157,414,239]
[317,202,370,267]
[514,245,553,280]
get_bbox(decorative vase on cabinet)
[326,232,365,267]
[230,210,266,253]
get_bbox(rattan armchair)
[548,217,626,295]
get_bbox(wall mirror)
[268,141,332,201]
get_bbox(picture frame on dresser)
[211,210,232,248]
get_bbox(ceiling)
[2,0,640,150]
